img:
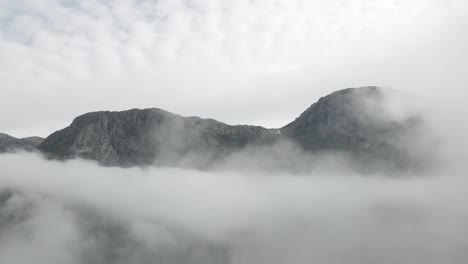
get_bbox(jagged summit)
[2,86,424,171]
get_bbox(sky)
[1,0,467,137]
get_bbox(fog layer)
[1,97,467,264]
[1,153,468,264]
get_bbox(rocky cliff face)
[280,86,422,170]
[34,86,423,170]
[0,133,43,153]
[38,108,280,167]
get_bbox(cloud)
[1,1,467,263]
[0,151,468,264]
[0,93,467,263]
[1,0,468,136]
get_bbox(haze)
[1,1,468,264]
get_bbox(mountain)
[0,133,43,153]
[30,86,423,170]
[38,108,280,167]
[280,86,422,170]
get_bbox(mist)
[1,154,467,264]
[2,0,468,263]
[1,101,467,264]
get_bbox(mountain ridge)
[0,133,43,153]
[2,87,424,171]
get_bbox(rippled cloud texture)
[1,0,468,136]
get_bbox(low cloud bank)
[0,96,467,264]
[1,149,468,264]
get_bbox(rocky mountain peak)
[281,86,423,170]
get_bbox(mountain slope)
[38,108,280,167]
[281,86,422,170]
[0,133,43,153]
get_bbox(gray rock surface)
[38,108,280,167]
[281,86,423,171]
[33,86,423,170]
[0,133,43,153]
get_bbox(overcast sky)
[1,0,467,137]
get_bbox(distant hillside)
[0,133,43,153]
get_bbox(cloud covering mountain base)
[1,150,467,264]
